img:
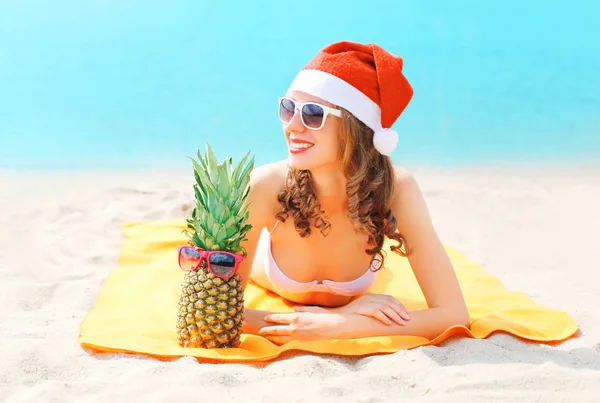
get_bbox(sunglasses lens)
[302,103,325,129]
[179,247,201,271]
[209,253,237,278]
[279,98,295,123]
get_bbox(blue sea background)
[1,0,598,170]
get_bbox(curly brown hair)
[274,108,409,270]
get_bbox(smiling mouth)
[289,142,314,151]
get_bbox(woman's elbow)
[458,314,471,329]
[442,304,470,328]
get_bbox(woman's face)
[281,91,342,171]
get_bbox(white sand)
[1,165,600,402]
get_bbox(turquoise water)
[1,1,599,170]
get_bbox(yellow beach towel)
[79,219,578,363]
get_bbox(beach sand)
[1,165,599,402]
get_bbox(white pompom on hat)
[286,41,413,156]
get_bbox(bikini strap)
[269,219,280,234]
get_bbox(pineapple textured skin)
[176,262,244,348]
[176,144,254,349]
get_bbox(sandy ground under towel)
[1,163,600,403]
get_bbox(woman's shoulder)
[247,159,288,207]
[391,165,418,188]
[250,159,288,190]
[390,164,424,205]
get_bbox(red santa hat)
[286,41,413,156]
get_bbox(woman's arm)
[338,306,466,340]
[258,305,466,344]
[390,168,469,328]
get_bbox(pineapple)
[176,143,254,348]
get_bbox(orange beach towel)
[78,219,578,363]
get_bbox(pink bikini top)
[264,221,378,296]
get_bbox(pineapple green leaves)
[185,143,255,256]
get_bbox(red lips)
[288,138,314,154]
[289,138,314,145]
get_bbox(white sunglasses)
[278,97,342,130]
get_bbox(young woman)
[238,41,469,345]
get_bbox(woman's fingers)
[264,313,294,324]
[259,313,296,337]
[387,300,411,321]
[374,295,410,321]
[356,303,393,325]
[371,294,410,320]
[356,300,409,325]
[363,308,406,326]
[381,306,406,325]
[258,325,292,336]
[392,300,411,321]
[370,310,393,325]
[264,335,292,345]
[259,314,299,337]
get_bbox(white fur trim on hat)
[287,69,398,155]
[372,128,398,156]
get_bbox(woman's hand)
[295,293,411,326]
[256,293,410,344]
[257,311,347,345]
